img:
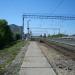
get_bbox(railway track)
[40,39,75,60]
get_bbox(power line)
[51,0,64,14]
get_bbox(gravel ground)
[38,42,75,75]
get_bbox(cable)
[51,0,64,14]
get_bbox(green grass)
[0,40,27,74]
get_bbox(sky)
[0,0,75,35]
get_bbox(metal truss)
[22,13,75,39]
[23,13,75,20]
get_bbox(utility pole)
[58,28,60,34]
[22,15,24,40]
[27,20,31,39]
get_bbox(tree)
[48,34,51,37]
[0,19,14,49]
[16,33,21,40]
[40,34,42,37]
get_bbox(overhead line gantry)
[22,13,75,40]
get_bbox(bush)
[0,19,14,49]
[15,33,21,40]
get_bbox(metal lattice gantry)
[22,13,75,39]
[23,13,75,20]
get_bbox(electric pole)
[22,15,24,40]
[27,20,31,39]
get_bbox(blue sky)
[0,0,75,35]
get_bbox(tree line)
[0,19,21,49]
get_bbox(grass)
[0,40,27,74]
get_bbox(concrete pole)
[22,15,24,40]
[27,20,31,39]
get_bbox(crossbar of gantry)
[30,27,60,30]
[23,14,75,20]
[30,27,60,33]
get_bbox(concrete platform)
[19,42,56,75]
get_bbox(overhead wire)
[51,0,64,15]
